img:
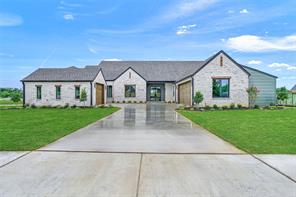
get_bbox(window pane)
[36,86,41,100]
[125,85,136,97]
[107,86,112,98]
[212,79,229,98]
[56,86,61,99]
[75,86,80,99]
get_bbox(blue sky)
[0,0,296,88]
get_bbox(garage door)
[178,81,191,106]
[96,83,104,105]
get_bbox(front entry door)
[96,83,104,105]
[150,87,161,101]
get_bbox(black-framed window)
[75,86,80,99]
[125,85,136,97]
[212,78,230,98]
[56,86,61,99]
[36,86,42,100]
[107,86,113,98]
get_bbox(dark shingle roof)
[292,84,296,91]
[22,66,101,82]
[98,61,205,81]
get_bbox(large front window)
[125,85,136,97]
[212,78,230,98]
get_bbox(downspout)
[191,76,194,106]
[90,82,93,106]
[22,82,25,107]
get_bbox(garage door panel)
[178,81,191,106]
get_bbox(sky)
[0,0,296,89]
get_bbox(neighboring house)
[291,84,296,93]
[21,50,277,107]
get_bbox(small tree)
[11,92,21,103]
[276,87,289,103]
[193,91,204,107]
[246,86,259,108]
[80,88,87,106]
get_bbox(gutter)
[22,82,25,107]
[90,82,93,106]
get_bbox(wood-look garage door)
[96,83,104,105]
[178,81,191,106]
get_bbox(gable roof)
[291,84,296,91]
[22,66,101,82]
[98,61,205,82]
[242,65,277,78]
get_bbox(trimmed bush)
[254,105,260,109]
[222,105,228,110]
[237,104,242,109]
[230,103,235,109]
[213,104,219,110]
[204,105,211,110]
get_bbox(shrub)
[263,105,270,110]
[222,105,228,110]
[246,86,259,108]
[204,105,211,110]
[112,100,115,103]
[31,104,36,108]
[193,91,204,107]
[230,103,235,109]
[213,104,219,110]
[270,102,275,106]
[64,103,70,108]
[117,101,120,103]
[80,88,87,106]
[254,104,260,109]
[25,103,30,108]
[133,101,137,103]
[11,92,21,103]
[277,106,284,110]
[139,101,143,103]
[122,100,126,103]
[237,104,242,109]
[168,101,171,104]
[127,100,132,103]
[71,105,77,109]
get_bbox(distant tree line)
[0,88,22,102]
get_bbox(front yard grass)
[0,107,119,150]
[178,109,296,154]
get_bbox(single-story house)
[21,50,277,107]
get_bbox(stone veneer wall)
[193,53,249,107]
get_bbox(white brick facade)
[112,68,146,102]
[24,71,106,107]
[193,53,249,107]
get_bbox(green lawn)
[0,99,22,105]
[0,107,119,150]
[178,109,296,154]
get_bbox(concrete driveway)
[0,103,295,196]
[41,103,241,153]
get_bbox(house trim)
[112,67,147,82]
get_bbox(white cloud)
[0,52,14,58]
[227,10,235,14]
[239,9,249,14]
[163,0,218,21]
[60,1,82,7]
[248,60,262,65]
[63,14,74,20]
[103,58,122,61]
[88,47,97,54]
[0,13,23,26]
[226,34,296,52]
[268,63,296,71]
[176,24,197,35]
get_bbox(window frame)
[36,85,42,100]
[55,85,61,100]
[124,85,136,98]
[212,78,230,98]
[107,85,113,98]
[75,85,80,100]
